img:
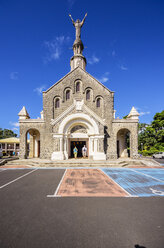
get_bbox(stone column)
[94,139,98,153]
[14,143,16,155]
[108,133,117,159]
[131,128,139,158]
[5,143,7,153]
[60,137,63,152]
[29,134,34,158]
[19,130,27,159]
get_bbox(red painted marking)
[57,169,128,197]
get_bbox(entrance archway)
[117,129,130,158]
[68,124,89,158]
[26,129,40,158]
[51,113,106,160]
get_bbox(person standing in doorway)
[73,146,78,158]
[82,145,87,158]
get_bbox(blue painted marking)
[102,168,164,197]
[134,168,164,181]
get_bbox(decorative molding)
[51,100,105,127]
[19,119,45,123]
[51,102,75,126]
[83,104,105,125]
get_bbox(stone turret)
[127,107,139,120]
[18,106,30,120]
[69,14,87,71]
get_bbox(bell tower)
[69,14,87,71]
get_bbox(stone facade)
[18,16,139,161]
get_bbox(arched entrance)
[26,129,40,158]
[68,124,88,158]
[51,113,106,160]
[117,129,130,158]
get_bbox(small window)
[55,98,60,108]
[76,82,80,92]
[66,90,70,100]
[96,98,101,107]
[86,90,90,100]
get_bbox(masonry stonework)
[18,16,139,161]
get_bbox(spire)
[127,107,139,120]
[69,14,87,71]
[18,106,30,120]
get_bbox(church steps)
[4,158,161,168]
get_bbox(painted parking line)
[47,169,67,197]
[0,169,7,173]
[0,169,38,189]
[51,169,128,197]
[102,168,164,197]
[132,168,164,181]
[100,169,131,197]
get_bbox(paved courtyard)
[0,167,164,248]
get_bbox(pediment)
[43,67,114,94]
[51,99,106,126]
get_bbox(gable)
[51,99,106,126]
[43,67,114,95]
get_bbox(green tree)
[138,110,164,156]
[0,128,17,139]
[0,128,3,139]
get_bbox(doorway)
[70,141,86,158]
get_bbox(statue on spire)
[69,13,87,40]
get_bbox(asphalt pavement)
[0,169,164,248]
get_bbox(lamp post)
[141,143,143,151]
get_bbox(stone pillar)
[131,128,139,158]
[29,134,34,158]
[5,143,7,153]
[19,130,27,159]
[14,143,16,155]
[108,133,117,159]
[60,137,63,152]
[94,139,98,153]
[63,136,68,159]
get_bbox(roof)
[43,66,114,94]
[0,137,20,143]
[18,106,30,117]
[0,137,30,144]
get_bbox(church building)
[18,15,139,161]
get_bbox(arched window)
[96,98,101,107]
[76,82,80,92]
[86,90,90,100]
[55,98,60,108]
[66,90,70,100]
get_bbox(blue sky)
[0,0,164,135]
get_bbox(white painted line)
[47,169,67,197]
[100,169,132,197]
[0,169,7,173]
[0,169,38,189]
[130,169,164,183]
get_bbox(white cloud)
[97,72,110,83]
[119,65,128,71]
[9,122,19,132]
[99,77,109,83]
[10,72,18,80]
[139,111,150,116]
[88,55,100,65]
[34,85,46,95]
[44,36,70,63]
[112,50,116,57]
[134,107,150,116]
[12,127,19,131]
[68,0,76,8]
[10,122,19,127]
